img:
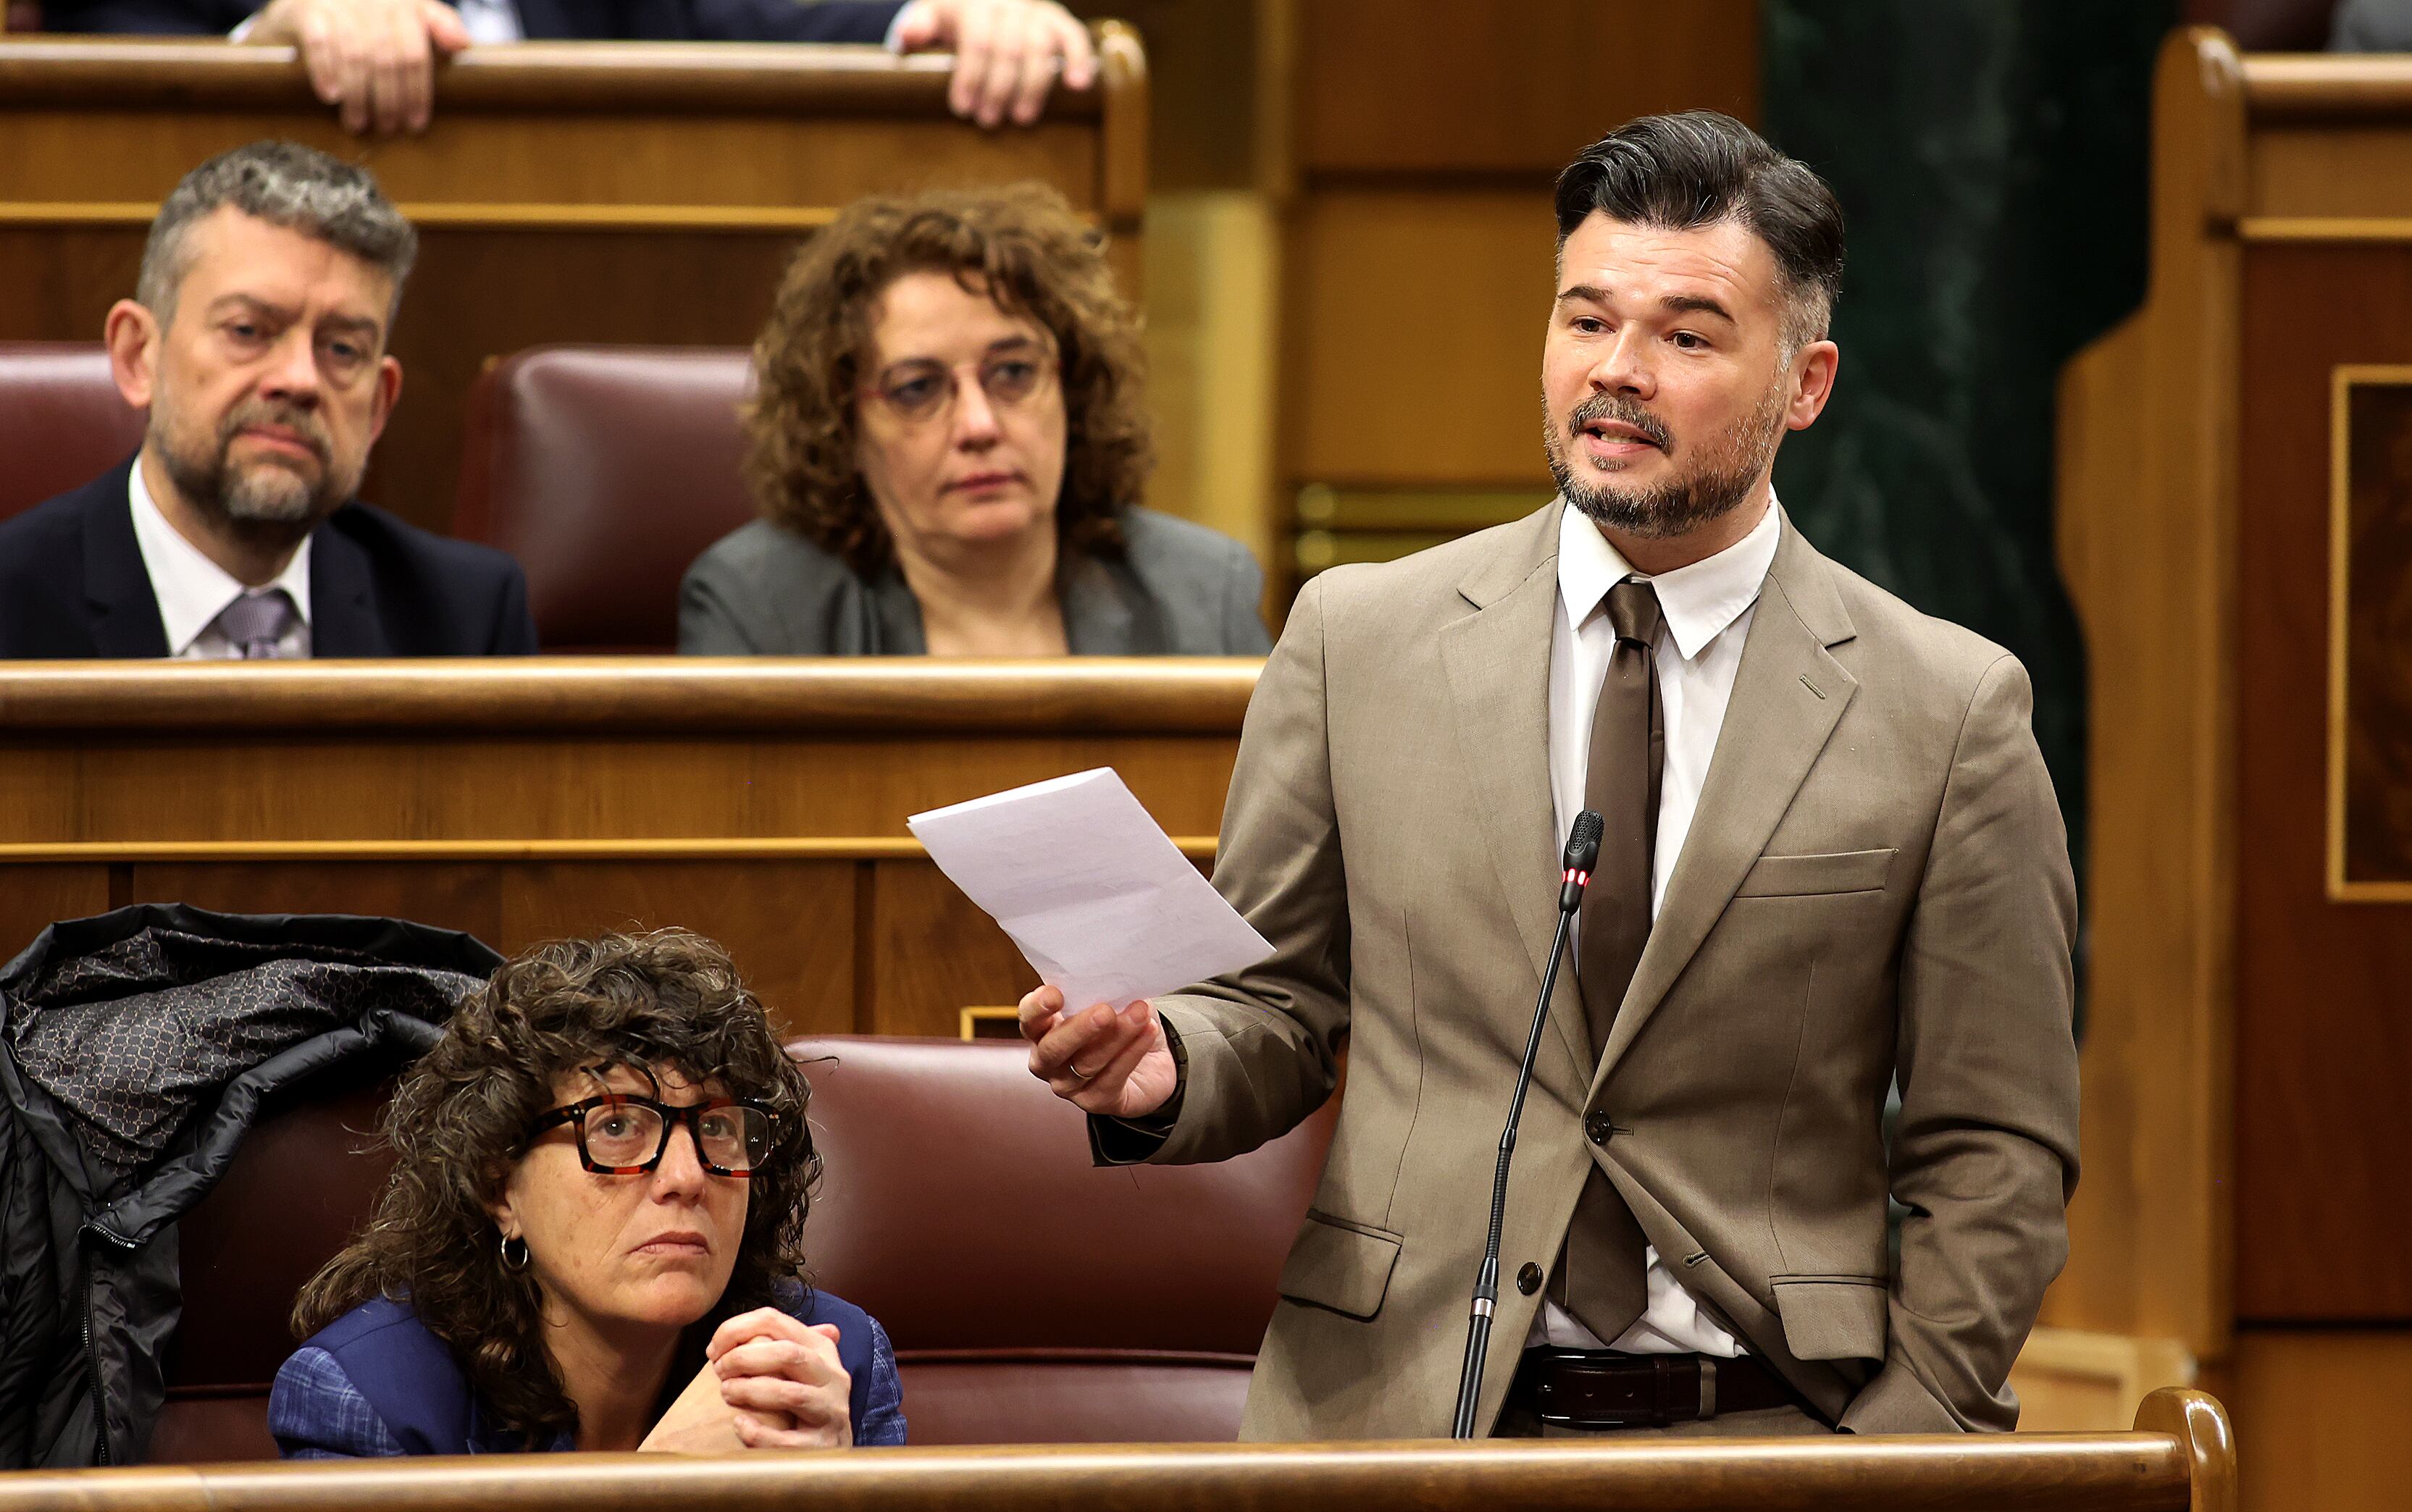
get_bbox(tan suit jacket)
[1134,500,2080,1438]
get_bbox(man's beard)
[1544,380,1788,539]
[154,397,357,550]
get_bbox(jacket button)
[1516,1262,1543,1295]
[1585,1112,1615,1145]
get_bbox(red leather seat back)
[790,1036,1336,1445]
[0,343,146,523]
[150,1075,396,1463]
[454,346,758,652]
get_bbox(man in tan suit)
[1018,112,2079,1438]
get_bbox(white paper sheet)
[907,768,1273,1012]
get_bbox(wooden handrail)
[0,1390,2236,1511]
[0,37,1106,116]
[0,658,1262,734]
[2243,51,2412,119]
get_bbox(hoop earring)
[499,1233,531,1273]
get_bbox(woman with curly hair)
[268,930,903,1454]
[678,184,1270,657]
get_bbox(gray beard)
[1544,384,1788,539]
[152,403,353,551]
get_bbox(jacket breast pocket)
[1735,848,1896,898]
[1276,1209,1404,1322]
[1770,1275,1888,1361]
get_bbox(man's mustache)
[1567,392,1671,451]
[217,401,332,469]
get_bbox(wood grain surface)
[0,661,1249,1038]
[0,1391,2232,1512]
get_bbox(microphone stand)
[1450,813,1599,1439]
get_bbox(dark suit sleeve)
[40,0,254,32]
[487,563,540,655]
[1840,653,2080,1434]
[684,0,903,42]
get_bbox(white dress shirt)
[1530,493,1783,1356]
[127,461,315,660]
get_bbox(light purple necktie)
[212,589,297,660]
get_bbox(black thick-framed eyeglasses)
[525,1093,779,1177]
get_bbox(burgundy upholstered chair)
[453,345,758,652]
[0,342,146,524]
[790,1035,1337,1445]
[148,1073,395,1463]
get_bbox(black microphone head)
[1565,810,1604,872]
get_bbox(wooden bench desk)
[0,658,1252,1038]
[0,1390,2238,1509]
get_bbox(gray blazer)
[677,506,1272,655]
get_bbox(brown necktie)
[1558,577,1663,1344]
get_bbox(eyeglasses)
[862,353,1056,424]
[525,1094,779,1178]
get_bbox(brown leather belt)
[1507,1348,1806,1429]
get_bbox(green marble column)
[1762,2,2173,941]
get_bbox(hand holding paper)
[907,768,1272,1012]
[908,768,1273,1119]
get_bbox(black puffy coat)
[0,904,499,1466]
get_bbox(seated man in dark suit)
[41,0,1093,136]
[0,140,537,659]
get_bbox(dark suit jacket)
[43,0,902,43]
[0,461,540,658]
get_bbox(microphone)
[1450,809,1601,1439]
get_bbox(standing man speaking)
[1020,112,2079,1439]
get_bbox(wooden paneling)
[107,858,863,1037]
[2009,1329,2197,1434]
[867,860,1033,1037]
[2231,1329,2412,1512]
[2046,28,2246,1358]
[1296,0,1759,176]
[2231,243,2412,1322]
[0,661,1249,1042]
[1283,190,1559,489]
[0,33,1145,534]
[0,862,111,970]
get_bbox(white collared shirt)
[1530,492,1783,1357]
[127,459,315,661]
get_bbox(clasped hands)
[640,1307,852,1453]
[243,0,1099,135]
[1017,983,1178,1119]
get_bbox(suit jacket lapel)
[1594,513,1861,1085]
[1438,501,1593,1082]
[82,461,172,659]
[308,511,387,657]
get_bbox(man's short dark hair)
[136,140,417,326]
[1554,111,1845,352]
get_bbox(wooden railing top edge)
[0,36,1111,117]
[0,658,1261,734]
[0,1434,2199,1510]
[2240,47,2412,119]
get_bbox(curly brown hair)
[291,929,820,1448]
[745,182,1152,578]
